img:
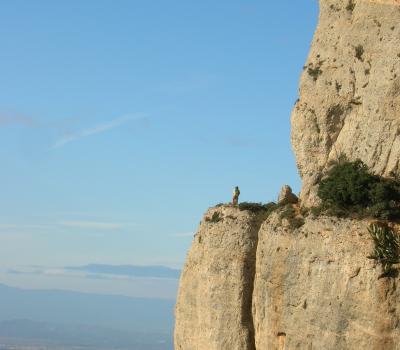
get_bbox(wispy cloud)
[0,220,129,234]
[53,113,147,149]
[224,136,254,148]
[60,221,124,230]
[172,232,194,238]
[0,113,38,127]
[8,264,181,280]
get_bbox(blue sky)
[0,0,318,297]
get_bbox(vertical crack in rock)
[240,214,266,350]
[174,206,266,350]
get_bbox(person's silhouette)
[232,186,240,206]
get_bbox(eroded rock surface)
[174,206,266,350]
[253,212,400,350]
[278,185,299,205]
[174,1,400,349]
[291,0,400,205]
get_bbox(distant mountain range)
[65,263,181,278]
[0,283,175,349]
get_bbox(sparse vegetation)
[279,205,305,229]
[355,45,364,61]
[238,202,277,214]
[335,81,342,93]
[368,223,400,276]
[327,104,345,122]
[307,66,323,81]
[205,212,222,223]
[316,159,400,220]
[346,0,356,13]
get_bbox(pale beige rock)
[291,0,400,206]
[278,185,298,205]
[174,206,266,350]
[253,212,400,350]
[175,206,400,350]
[174,1,400,349]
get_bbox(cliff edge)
[175,1,400,349]
[175,206,400,349]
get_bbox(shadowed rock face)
[174,206,266,350]
[291,0,400,206]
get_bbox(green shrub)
[368,223,400,275]
[205,212,222,223]
[355,45,364,61]
[346,0,355,12]
[317,159,400,220]
[307,66,322,81]
[318,160,377,208]
[238,202,277,214]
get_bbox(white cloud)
[60,221,123,230]
[0,224,51,230]
[53,113,147,149]
[172,232,195,237]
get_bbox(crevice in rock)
[241,213,269,350]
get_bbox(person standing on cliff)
[232,186,240,206]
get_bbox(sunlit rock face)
[253,212,400,350]
[175,1,400,349]
[291,0,400,206]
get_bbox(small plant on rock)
[238,202,277,214]
[355,45,364,61]
[205,212,222,223]
[346,0,356,12]
[368,223,400,276]
[307,66,322,81]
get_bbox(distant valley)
[0,284,174,350]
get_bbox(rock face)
[278,185,299,205]
[253,212,400,350]
[174,1,400,349]
[174,206,266,350]
[175,208,400,349]
[291,0,400,206]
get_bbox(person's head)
[235,186,239,190]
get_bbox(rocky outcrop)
[291,0,400,206]
[253,212,400,350]
[278,185,299,205]
[174,206,266,350]
[174,1,400,349]
[175,207,400,349]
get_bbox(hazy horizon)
[0,1,318,348]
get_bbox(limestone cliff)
[175,206,400,349]
[253,213,400,349]
[174,206,266,350]
[292,0,400,206]
[174,1,400,349]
